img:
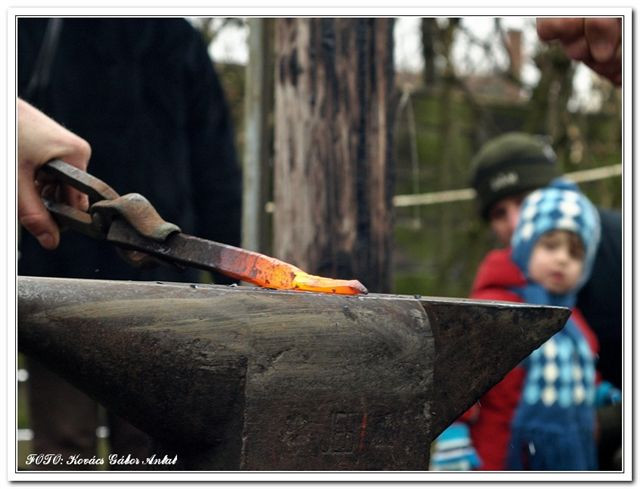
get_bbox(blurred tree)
[525,43,575,156]
[419,18,460,86]
[420,18,437,85]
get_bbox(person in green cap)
[470,132,561,247]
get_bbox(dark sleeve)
[17,18,48,98]
[576,208,622,388]
[183,26,242,248]
[182,26,242,284]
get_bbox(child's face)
[528,230,584,295]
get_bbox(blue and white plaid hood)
[511,178,601,292]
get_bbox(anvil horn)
[18,276,568,470]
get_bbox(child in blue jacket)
[506,178,601,470]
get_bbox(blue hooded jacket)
[507,179,600,470]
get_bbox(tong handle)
[38,159,120,203]
[42,199,107,239]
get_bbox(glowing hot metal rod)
[38,159,367,295]
[106,219,368,295]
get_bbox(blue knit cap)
[511,178,600,295]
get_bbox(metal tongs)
[38,160,367,295]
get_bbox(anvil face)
[18,277,568,470]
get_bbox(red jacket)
[467,248,598,470]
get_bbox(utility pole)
[242,18,273,253]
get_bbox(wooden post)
[273,18,395,293]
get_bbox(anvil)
[18,276,568,470]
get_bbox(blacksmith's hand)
[18,98,91,249]
[536,18,622,86]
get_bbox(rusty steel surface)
[92,194,181,242]
[17,276,569,471]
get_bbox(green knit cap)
[470,132,560,220]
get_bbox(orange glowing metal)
[218,248,368,295]
[104,217,367,295]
